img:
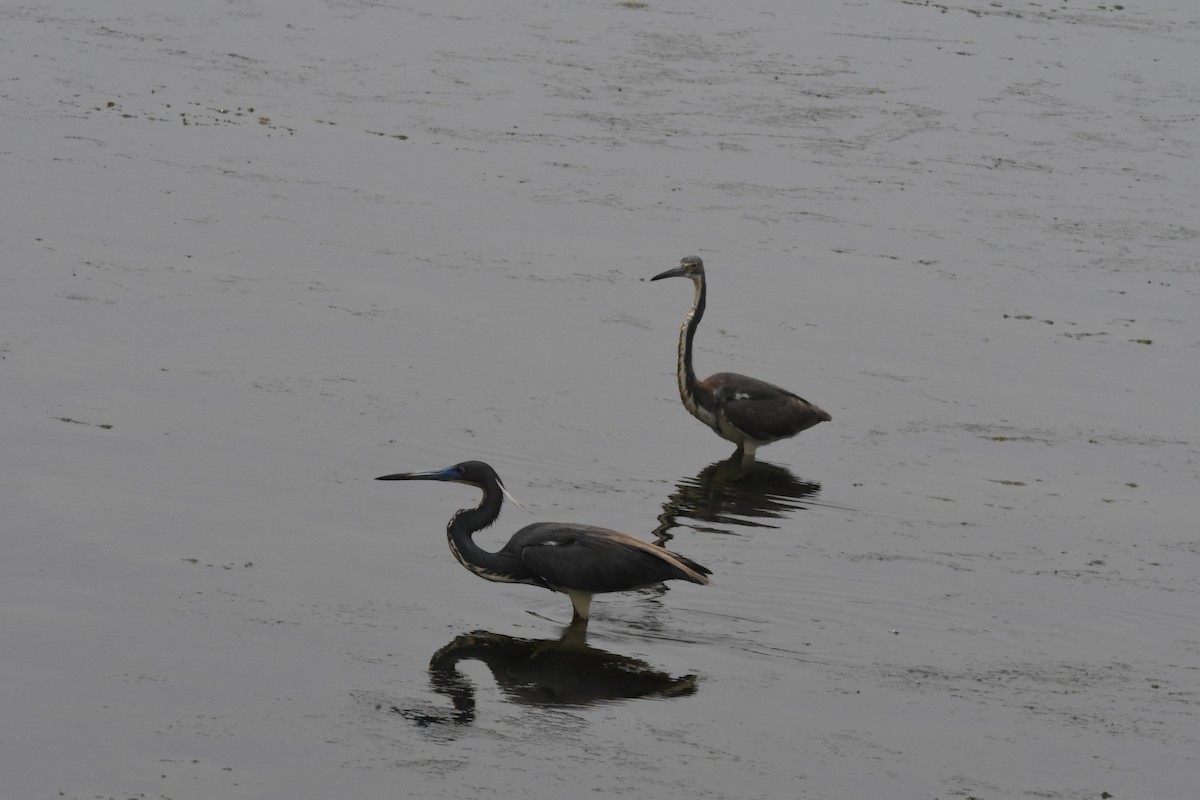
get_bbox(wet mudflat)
[3,1,1197,798]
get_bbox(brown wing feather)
[510,523,710,593]
[705,372,830,441]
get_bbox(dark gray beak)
[650,265,689,281]
[376,467,456,482]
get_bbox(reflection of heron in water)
[653,455,822,542]
[399,624,698,726]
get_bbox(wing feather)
[706,372,830,441]
[508,523,710,593]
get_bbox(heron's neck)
[677,276,707,417]
[445,485,509,580]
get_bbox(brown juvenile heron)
[651,256,831,459]
[377,461,711,622]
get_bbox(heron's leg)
[558,618,589,647]
[566,589,593,621]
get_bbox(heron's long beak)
[650,265,689,281]
[374,467,524,508]
[376,468,456,482]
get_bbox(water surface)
[3,1,1197,798]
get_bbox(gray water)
[3,1,1198,798]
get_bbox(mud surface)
[3,1,1197,798]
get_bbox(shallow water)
[3,1,1198,798]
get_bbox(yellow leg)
[566,589,593,621]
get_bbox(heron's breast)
[681,390,717,428]
[714,412,753,445]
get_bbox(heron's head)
[376,461,521,505]
[650,255,705,283]
[377,460,492,485]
